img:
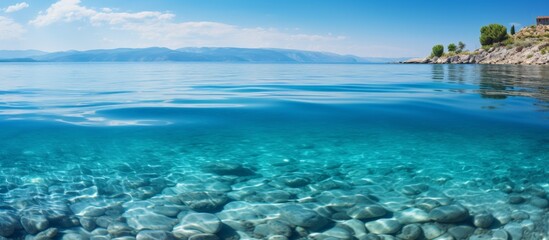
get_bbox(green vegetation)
[448,43,457,52]
[510,25,515,35]
[480,24,508,46]
[457,41,466,53]
[431,44,444,57]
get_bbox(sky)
[0,0,547,57]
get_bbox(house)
[537,16,549,25]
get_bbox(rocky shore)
[403,25,549,65]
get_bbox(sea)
[0,63,548,239]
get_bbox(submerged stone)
[136,230,173,240]
[281,205,328,230]
[473,213,494,228]
[123,208,178,231]
[173,213,221,239]
[364,219,402,235]
[21,214,49,235]
[395,208,430,224]
[397,224,422,240]
[178,191,229,212]
[429,205,469,223]
[205,162,255,176]
[447,225,475,239]
[346,204,387,220]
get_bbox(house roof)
[537,16,549,19]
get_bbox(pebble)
[136,230,173,240]
[123,208,177,231]
[173,213,221,239]
[429,205,469,223]
[33,228,59,240]
[421,223,446,239]
[61,233,86,240]
[395,208,430,224]
[0,211,19,237]
[267,220,292,237]
[281,205,328,230]
[347,204,387,220]
[396,224,422,240]
[107,222,133,237]
[364,219,402,235]
[178,192,229,212]
[322,226,353,239]
[205,162,255,176]
[188,234,219,240]
[510,211,529,221]
[21,215,49,235]
[473,213,494,228]
[447,225,474,239]
[80,217,97,232]
[503,222,523,240]
[529,196,548,209]
[508,195,525,204]
[491,229,509,240]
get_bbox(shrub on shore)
[480,24,508,46]
[448,43,457,52]
[431,44,444,57]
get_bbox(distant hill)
[0,50,47,59]
[0,47,405,63]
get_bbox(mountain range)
[0,48,406,63]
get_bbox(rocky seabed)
[0,156,548,240]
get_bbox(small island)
[404,17,549,65]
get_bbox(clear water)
[0,63,548,239]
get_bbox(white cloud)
[4,2,29,13]
[0,16,25,40]
[29,0,345,52]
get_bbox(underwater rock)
[205,162,255,176]
[173,213,221,239]
[421,223,446,239]
[503,222,524,240]
[397,224,422,240]
[473,213,494,228]
[400,183,429,196]
[395,208,430,224]
[136,230,173,240]
[123,208,177,231]
[79,217,97,232]
[529,196,549,209]
[281,205,328,230]
[340,219,367,238]
[0,211,19,237]
[364,219,402,235]
[21,214,49,235]
[61,233,87,240]
[320,226,353,239]
[267,220,292,237]
[107,222,133,237]
[33,228,59,240]
[491,229,509,240]
[280,176,311,188]
[507,195,525,204]
[188,233,219,240]
[429,205,469,223]
[447,225,475,239]
[346,204,387,220]
[178,191,229,212]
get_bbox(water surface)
[0,63,548,239]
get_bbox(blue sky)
[0,0,547,57]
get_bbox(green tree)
[432,44,444,57]
[448,43,457,52]
[457,41,466,53]
[480,24,508,46]
[510,25,515,35]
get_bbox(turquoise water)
[0,63,548,239]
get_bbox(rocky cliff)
[404,25,549,65]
